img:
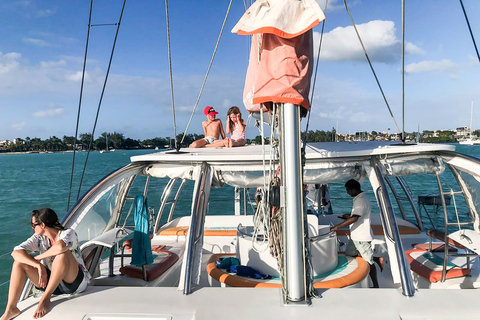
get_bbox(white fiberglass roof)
[131,141,456,164]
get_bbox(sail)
[232,0,325,38]
[232,0,325,112]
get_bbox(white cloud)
[405,59,457,74]
[0,52,21,74]
[33,106,65,118]
[65,70,94,82]
[12,121,26,131]
[316,0,348,12]
[40,60,66,68]
[37,9,55,17]
[315,20,422,63]
[23,37,50,47]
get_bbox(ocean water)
[0,149,157,310]
[0,144,479,310]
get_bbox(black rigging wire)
[76,0,127,200]
[459,0,480,63]
[303,1,329,150]
[164,0,178,151]
[179,0,233,148]
[343,0,400,134]
[67,0,93,211]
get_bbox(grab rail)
[309,231,336,242]
[396,176,423,231]
[384,177,408,221]
[373,161,415,297]
[183,163,209,295]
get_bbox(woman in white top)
[1,208,91,320]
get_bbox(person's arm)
[236,119,245,133]
[330,215,359,232]
[11,249,43,269]
[219,120,226,139]
[12,236,48,288]
[12,249,48,288]
[226,119,231,135]
[34,240,69,261]
[202,121,208,136]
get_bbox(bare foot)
[33,300,51,319]
[1,307,21,320]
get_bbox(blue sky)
[0,0,479,141]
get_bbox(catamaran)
[458,101,480,145]
[10,0,480,319]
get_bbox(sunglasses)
[31,222,41,229]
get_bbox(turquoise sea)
[0,144,479,310]
[0,149,157,310]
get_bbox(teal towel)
[131,195,154,266]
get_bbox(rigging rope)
[343,0,401,134]
[298,1,330,299]
[0,251,11,259]
[67,0,94,211]
[304,0,328,146]
[76,0,127,200]
[459,0,480,63]
[164,0,178,151]
[179,0,233,147]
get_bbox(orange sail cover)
[232,0,325,112]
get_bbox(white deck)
[15,286,480,320]
[11,213,480,319]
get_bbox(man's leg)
[344,240,358,257]
[34,251,78,319]
[369,263,379,288]
[1,261,41,320]
[353,240,379,288]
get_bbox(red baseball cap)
[204,106,218,115]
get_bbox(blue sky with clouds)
[0,0,479,141]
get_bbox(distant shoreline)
[0,149,140,155]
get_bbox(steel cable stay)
[343,0,401,135]
[67,0,94,211]
[303,0,329,148]
[459,0,480,64]
[164,0,178,151]
[75,0,127,201]
[179,0,234,148]
[301,0,330,300]
[0,251,12,287]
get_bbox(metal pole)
[372,159,415,296]
[243,188,248,215]
[234,187,241,215]
[280,104,307,302]
[401,0,406,142]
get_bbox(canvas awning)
[232,0,325,112]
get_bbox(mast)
[232,0,325,305]
[279,104,307,303]
[401,0,406,143]
[470,100,474,137]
